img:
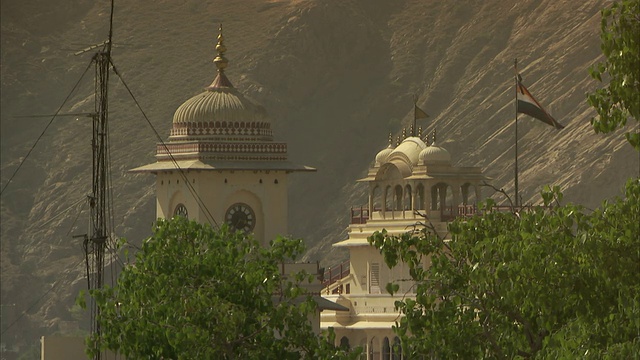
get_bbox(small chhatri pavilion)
[321,127,488,358]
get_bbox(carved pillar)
[368,183,374,215]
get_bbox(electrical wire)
[66,197,89,236]
[0,60,94,197]
[1,0,128,349]
[33,196,86,231]
[3,8,220,340]
[109,58,220,229]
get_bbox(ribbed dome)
[388,137,427,166]
[375,145,394,165]
[170,26,273,141]
[143,26,315,166]
[419,143,451,164]
[173,87,268,125]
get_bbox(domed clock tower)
[131,26,315,245]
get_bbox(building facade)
[131,27,315,246]
[321,131,487,359]
[129,26,348,339]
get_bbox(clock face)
[225,203,255,233]
[174,203,188,219]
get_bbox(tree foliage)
[84,218,355,359]
[587,0,640,150]
[369,179,640,359]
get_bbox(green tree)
[85,217,356,359]
[587,0,640,149]
[369,179,639,358]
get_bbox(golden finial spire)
[402,128,407,140]
[418,126,423,139]
[395,135,401,147]
[387,132,394,147]
[409,124,414,138]
[213,24,228,73]
[432,129,437,145]
[207,23,234,89]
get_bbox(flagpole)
[412,95,417,137]
[514,58,519,208]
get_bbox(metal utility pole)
[86,48,110,360]
[83,2,114,359]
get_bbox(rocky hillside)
[2,0,638,354]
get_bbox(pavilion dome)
[419,142,451,164]
[169,27,272,141]
[387,137,427,166]
[375,145,394,166]
[374,134,396,166]
[172,86,268,125]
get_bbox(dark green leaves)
[371,179,640,358]
[587,0,640,150]
[87,218,356,359]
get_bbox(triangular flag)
[414,105,429,120]
[516,75,564,129]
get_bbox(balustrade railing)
[350,204,547,224]
[322,260,350,294]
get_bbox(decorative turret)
[374,133,395,166]
[419,129,451,165]
[208,24,233,89]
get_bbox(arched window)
[339,336,350,350]
[392,337,402,360]
[173,203,188,219]
[404,185,412,210]
[461,182,477,206]
[394,185,403,211]
[444,184,453,218]
[431,185,439,210]
[372,185,382,212]
[359,338,368,360]
[431,183,449,210]
[416,183,425,210]
[385,186,393,211]
[461,183,470,205]
[369,336,379,360]
[382,337,391,359]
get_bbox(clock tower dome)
[131,26,315,245]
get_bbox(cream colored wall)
[155,170,199,221]
[208,170,288,245]
[333,329,399,355]
[349,246,373,294]
[155,169,289,246]
[155,172,169,219]
[347,246,416,296]
[41,336,119,360]
[309,309,321,335]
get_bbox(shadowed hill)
[1,0,638,352]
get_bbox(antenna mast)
[84,1,114,359]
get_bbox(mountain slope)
[1,0,638,352]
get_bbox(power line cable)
[34,196,86,231]
[109,58,220,228]
[0,60,94,196]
